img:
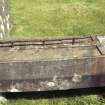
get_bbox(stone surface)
[0,37,104,92]
[97,36,105,47]
[96,36,105,55]
[0,0,10,38]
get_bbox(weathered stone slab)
[0,0,10,38]
[0,37,104,92]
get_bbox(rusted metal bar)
[0,36,93,47]
[0,36,91,43]
[96,45,103,55]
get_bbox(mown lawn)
[1,95,105,105]
[9,0,105,38]
[5,0,105,105]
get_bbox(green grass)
[1,95,105,105]
[6,0,105,105]
[9,0,105,38]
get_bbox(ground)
[3,0,105,105]
[9,0,105,38]
[2,95,105,105]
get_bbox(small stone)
[47,82,55,87]
[10,88,20,92]
[37,88,41,91]
[72,73,82,83]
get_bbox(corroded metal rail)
[0,36,103,55]
[0,36,96,47]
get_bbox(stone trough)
[0,36,104,92]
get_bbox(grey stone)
[0,0,10,38]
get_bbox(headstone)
[0,0,10,39]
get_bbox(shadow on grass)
[2,87,105,99]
